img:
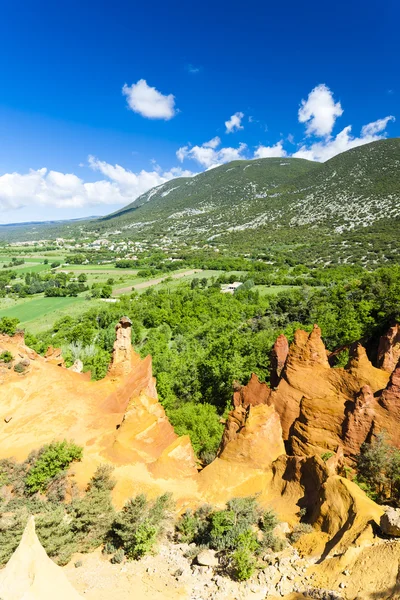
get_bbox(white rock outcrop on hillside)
[0,516,83,600]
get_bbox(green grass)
[5,263,51,274]
[64,263,117,270]
[256,284,301,295]
[0,296,102,333]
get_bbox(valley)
[1,140,400,600]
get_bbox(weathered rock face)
[269,327,391,458]
[0,516,83,600]
[310,476,384,554]
[0,319,198,508]
[218,403,285,469]
[379,360,400,414]
[233,372,271,408]
[377,323,400,373]
[270,334,289,388]
[44,345,65,367]
[380,506,400,537]
[108,316,132,377]
[343,385,377,455]
[218,372,284,469]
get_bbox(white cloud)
[225,112,244,133]
[176,137,247,168]
[361,115,395,137]
[122,79,177,120]
[298,84,343,137]
[254,141,287,158]
[0,159,194,213]
[293,116,395,162]
[203,136,221,148]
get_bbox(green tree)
[24,440,83,494]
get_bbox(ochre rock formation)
[0,516,83,600]
[270,333,289,388]
[108,316,132,377]
[44,345,66,367]
[377,323,400,373]
[233,372,271,408]
[3,318,400,599]
[343,385,376,455]
[0,319,198,508]
[267,326,391,458]
[217,403,285,468]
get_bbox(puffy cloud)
[298,84,343,137]
[254,141,287,158]
[0,159,194,213]
[293,116,395,162]
[176,137,247,168]
[122,79,177,120]
[225,112,244,133]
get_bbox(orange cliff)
[0,319,198,508]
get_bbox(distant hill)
[1,139,399,265]
[97,139,399,237]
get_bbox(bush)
[0,350,13,363]
[24,440,83,494]
[168,403,224,458]
[0,458,119,566]
[0,317,19,336]
[0,509,28,565]
[69,465,116,552]
[110,493,173,560]
[321,451,334,462]
[355,432,400,503]
[36,505,77,565]
[111,548,125,564]
[231,531,258,581]
[13,362,26,373]
[176,497,281,580]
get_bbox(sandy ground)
[64,549,188,600]
[114,269,202,295]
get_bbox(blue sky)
[0,0,398,223]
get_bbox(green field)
[0,296,102,333]
[256,285,301,296]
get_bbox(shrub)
[321,451,334,462]
[176,497,281,580]
[0,509,28,565]
[0,350,13,363]
[111,548,125,564]
[24,440,83,494]
[110,493,173,560]
[69,465,116,552]
[36,505,77,565]
[168,403,224,458]
[355,432,400,503]
[176,504,212,544]
[231,531,258,581]
[0,317,19,336]
[13,362,26,373]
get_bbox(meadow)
[0,296,103,334]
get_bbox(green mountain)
[89,139,400,262]
[1,139,399,265]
